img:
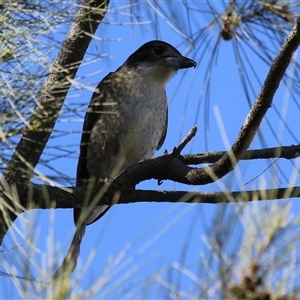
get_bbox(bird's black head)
[124,40,197,70]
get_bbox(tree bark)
[0,0,110,244]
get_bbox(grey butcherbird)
[52,40,196,280]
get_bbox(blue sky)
[1,1,300,298]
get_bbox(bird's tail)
[51,224,86,283]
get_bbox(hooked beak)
[162,55,197,70]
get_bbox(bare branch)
[185,16,300,184]
[0,0,110,244]
[1,141,300,215]
[4,0,109,183]
[182,144,300,165]
[2,175,299,211]
[172,125,197,155]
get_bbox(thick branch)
[0,141,299,240]
[4,0,109,184]
[112,142,300,188]
[0,0,110,244]
[1,143,300,210]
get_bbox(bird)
[52,40,196,280]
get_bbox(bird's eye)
[153,46,165,56]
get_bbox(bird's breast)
[120,81,167,162]
[87,74,168,179]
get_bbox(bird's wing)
[76,72,113,187]
[156,107,168,150]
[74,72,114,224]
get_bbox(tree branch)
[182,144,300,165]
[2,176,300,211]
[1,137,299,240]
[186,16,300,183]
[0,0,110,244]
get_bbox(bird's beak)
[162,56,197,70]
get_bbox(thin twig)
[172,126,197,155]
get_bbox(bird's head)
[122,40,197,85]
